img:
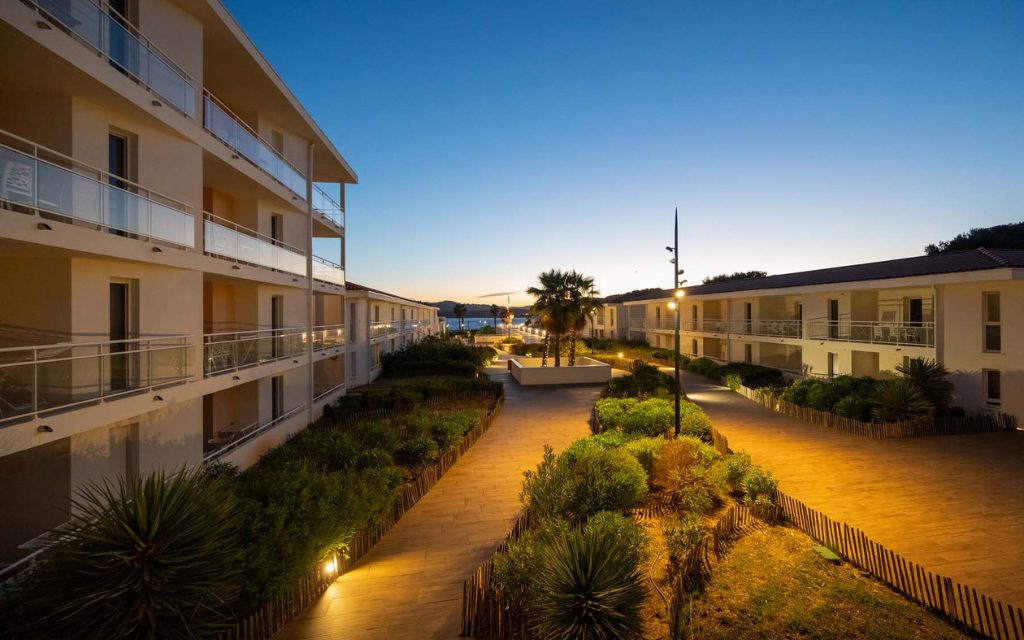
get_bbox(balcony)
[0,335,193,425]
[203,91,307,200]
[729,319,803,339]
[312,184,345,229]
[203,402,307,464]
[203,327,308,377]
[0,130,194,247]
[628,318,727,333]
[312,255,344,286]
[203,213,306,277]
[370,321,401,339]
[28,0,196,118]
[312,324,345,351]
[806,319,935,348]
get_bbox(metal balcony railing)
[203,213,306,277]
[203,328,308,376]
[203,90,307,200]
[314,381,345,403]
[203,403,307,463]
[806,319,935,347]
[312,255,345,286]
[728,319,803,339]
[628,318,727,333]
[312,324,345,351]
[29,0,196,118]
[0,335,193,424]
[312,184,344,228]
[0,130,194,247]
[370,321,401,339]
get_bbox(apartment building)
[623,249,1022,419]
[0,0,439,569]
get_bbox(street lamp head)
[668,302,676,309]
[676,290,685,298]
[665,246,673,252]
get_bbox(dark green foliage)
[702,270,768,284]
[606,362,675,397]
[585,512,649,566]
[925,221,1024,254]
[722,452,753,494]
[685,357,722,380]
[394,437,438,476]
[870,378,935,422]
[428,408,481,451]
[532,528,646,640]
[271,429,357,473]
[783,375,877,420]
[717,362,785,389]
[620,398,675,437]
[624,437,664,477]
[380,335,493,378]
[521,444,648,520]
[678,401,713,440]
[895,358,953,410]
[353,447,395,471]
[356,420,399,453]
[9,468,243,640]
[595,397,638,429]
[664,512,706,558]
[742,466,778,505]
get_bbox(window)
[373,344,381,367]
[270,213,283,245]
[349,303,357,341]
[984,292,1001,352]
[610,308,615,326]
[374,305,380,323]
[744,344,752,364]
[984,370,1001,405]
[655,307,661,321]
[827,352,838,378]
[270,130,284,154]
[691,305,698,321]
[691,339,698,357]
[271,376,283,420]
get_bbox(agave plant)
[12,467,243,640]
[532,528,646,640]
[895,357,953,409]
[870,378,935,422]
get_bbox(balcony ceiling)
[181,0,357,185]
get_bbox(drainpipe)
[307,143,314,423]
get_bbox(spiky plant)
[870,378,935,422]
[11,467,243,640]
[532,528,646,640]
[895,357,953,409]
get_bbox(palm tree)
[895,357,953,410]
[490,303,500,329]
[453,303,467,332]
[528,270,573,367]
[565,272,602,366]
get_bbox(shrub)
[520,446,569,519]
[353,448,395,471]
[896,358,953,410]
[678,402,713,441]
[563,448,648,518]
[605,363,674,398]
[721,452,753,494]
[381,335,493,377]
[725,372,742,390]
[7,468,243,640]
[742,466,778,505]
[356,421,398,453]
[870,378,935,422]
[834,394,870,420]
[491,532,543,609]
[430,409,480,451]
[653,438,723,514]
[620,399,675,437]
[686,357,717,375]
[532,529,646,640]
[595,397,637,430]
[664,512,706,558]
[394,437,438,476]
[267,429,357,473]
[559,432,626,468]
[718,362,785,389]
[585,511,649,565]
[624,437,664,476]
[405,410,432,438]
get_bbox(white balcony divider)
[31,0,195,117]
[203,213,306,276]
[806,319,935,347]
[0,335,193,425]
[0,131,194,247]
[203,403,308,463]
[312,324,345,351]
[203,91,307,200]
[312,255,345,286]
[203,327,308,376]
[312,184,345,228]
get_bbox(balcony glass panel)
[34,0,195,117]
[0,144,194,247]
[203,328,308,377]
[203,216,306,277]
[203,95,307,200]
[312,256,345,286]
[312,184,345,228]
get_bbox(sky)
[225,0,1024,307]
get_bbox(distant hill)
[925,221,1024,255]
[427,301,533,318]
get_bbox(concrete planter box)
[509,357,612,386]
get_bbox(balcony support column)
[307,143,315,423]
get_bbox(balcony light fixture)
[152,247,162,253]
[232,375,240,381]
[293,359,299,364]
[152,100,162,108]
[231,154,240,160]
[232,265,240,270]
[37,222,53,231]
[153,395,164,402]
[36,20,52,29]
[293,278,299,282]
[37,425,53,433]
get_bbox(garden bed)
[509,356,612,386]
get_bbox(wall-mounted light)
[151,100,162,108]
[232,265,240,270]
[36,20,52,29]
[231,154,240,160]
[152,247,162,253]
[37,425,53,433]
[232,375,240,381]
[153,395,164,402]
[293,359,299,364]
[37,222,53,231]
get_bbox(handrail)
[0,334,192,355]
[311,324,345,351]
[314,382,345,402]
[203,403,308,463]
[313,255,342,269]
[202,90,307,199]
[1,129,190,211]
[27,0,195,118]
[203,212,305,255]
[311,255,345,286]
[312,184,345,228]
[203,326,306,340]
[806,319,935,347]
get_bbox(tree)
[566,273,603,366]
[490,303,500,328]
[528,270,574,367]
[453,303,467,332]
[925,222,1024,254]
[702,270,768,284]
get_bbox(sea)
[444,317,529,331]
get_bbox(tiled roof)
[622,248,1024,302]
[345,282,435,308]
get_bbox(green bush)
[491,532,543,610]
[663,512,706,558]
[624,437,664,476]
[834,395,870,420]
[381,335,493,377]
[678,402,713,441]
[563,448,648,518]
[356,421,398,453]
[718,362,785,389]
[721,452,753,494]
[653,437,723,514]
[595,397,637,430]
[620,399,675,437]
[559,432,625,468]
[353,448,395,471]
[742,466,778,505]
[394,437,438,476]
[585,511,649,566]
[896,357,953,410]
[605,363,675,397]
[405,410,432,438]
[6,468,243,640]
[520,446,568,519]
[870,378,935,422]
[264,429,357,473]
[686,357,717,375]
[724,372,742,390]
[533,528,646,640]
[429,409,480,451]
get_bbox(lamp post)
[666,208,687,437]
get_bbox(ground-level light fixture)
[324,560,336,574]
[618,352,624,358]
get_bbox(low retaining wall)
[509,357,612,386]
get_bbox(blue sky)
[226,0,1024,306]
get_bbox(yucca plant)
[532,528,646,640]
[895,357,953,410]
[11,467,243,640]
[870,378,935,422]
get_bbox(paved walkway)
[677,369,1024,608]
[274,356,597,640]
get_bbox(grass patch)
[677,526,970,640]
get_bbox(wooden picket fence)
[735,384,1018,439]
[461,511,534,640]
[218,391,505,640]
